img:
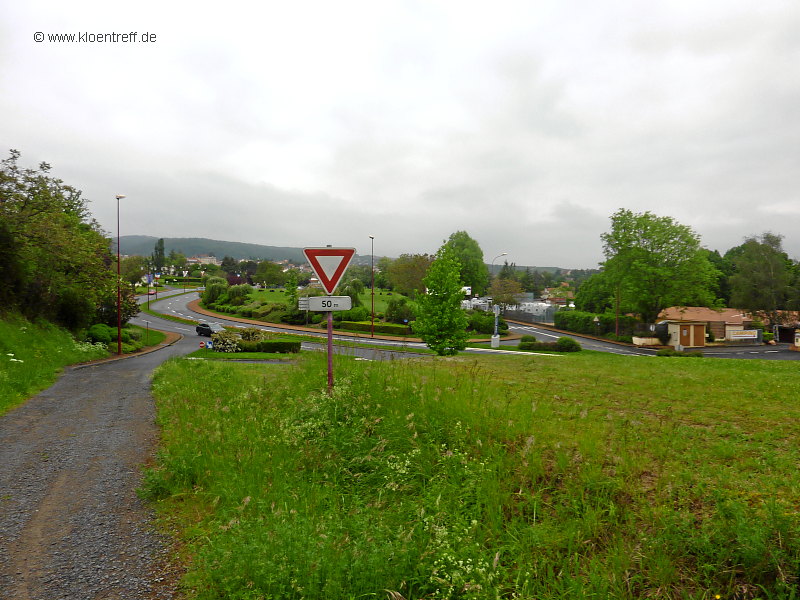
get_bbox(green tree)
[167,250,187,272]
[387,253,433,297]
[284,270,299,308]
[412,244,468,355]
[151,238,166,271]
[0,149,116,329]
[335,278,365,307]
[443,231,489,296]
[729,232,792,324]
[574,271,614,313]
[220,255,238,274]
[121,255,148,288]
[601,209,719,323]
[253,260,286,287]
[489,277,523,309]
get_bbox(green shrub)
[240,327,266,341]
[385,297,415,324]
[467,310,508,334]
[228,284,252,306]
[333,307,370,322]
[517,337,581,353]
[87,323,113,345]
[555,337,582,352]
[338,321,411,335]
[763,332,774,343]
[238,340,260,352]
[520,334,537,343]
[257,340,301,353]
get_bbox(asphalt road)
[137,290,800,361]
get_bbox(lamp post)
[369,235,375,338]
[490,252,507,349]
[116,194,126,355]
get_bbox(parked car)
[196,323,224,336]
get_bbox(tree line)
[0,150,137,330]
[576,209,800,325]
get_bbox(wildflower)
[6,353,13,356]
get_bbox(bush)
[228,284,252,306]
[338,321,412,335]
[240,327,266,341]
[211,330,240,353]
[554,310,638,337]
[517,337,581,353]
[202,280,229,305]
[520,334,537,343]
[385,297,416,324]
[333,307,370,322]
[467,310,508,334]
[258,340,300,353]
[237,340,260,352]
[555,337,582,352]
[87,323,113,345]
[762,332,774,343]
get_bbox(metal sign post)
[303,247,356,393]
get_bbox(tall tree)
[220,255,238,274]
[574,271,614,313]
[0,149,119,329]
[151,238,166,271]
[443,231,490,296]
[601,209,719,323]
[253,260,286,287]
[412,244,468,356]
[386,253,433,297]
[729,232,791,324]
[489,278,523,309]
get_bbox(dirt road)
[0,336,193,599]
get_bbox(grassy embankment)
[144,351,799,599]
[0,314,165,416]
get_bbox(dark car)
[196,323,224,336]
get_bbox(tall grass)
[145,352,800,599]
[0,313,108,414]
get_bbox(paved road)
[140,290,800,361]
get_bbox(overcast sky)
[3,1,799,268]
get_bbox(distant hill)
[117,236,311,263]
[116,235,578,272]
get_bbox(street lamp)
[490,252,507,349]
[115,194,126,355]
[369,235,375,338]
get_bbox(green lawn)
[0,314,108,415]
[144,351,800,599]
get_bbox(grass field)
[144,351,800,599]
[0,316,169,416]
[0,313,108,415]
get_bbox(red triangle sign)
[303,247,356,295]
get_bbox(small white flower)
[6,353,13,357]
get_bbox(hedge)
[337,321,412,335]
[237,339,301,353]
[518,336,582,353]
[554,310,638,337]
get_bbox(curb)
[70,330,183,370]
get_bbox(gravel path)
[0,335,193,600]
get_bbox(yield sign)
[303,247,356,295]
